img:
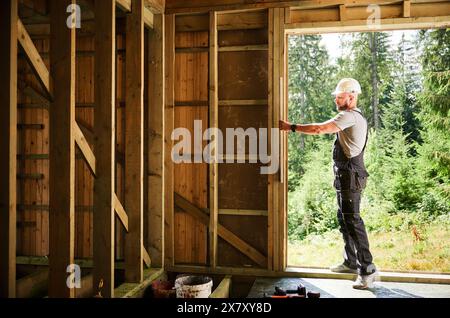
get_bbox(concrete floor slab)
[247,277,450,298]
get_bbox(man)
[279,78,378,290]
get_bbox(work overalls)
[333,110,376,275]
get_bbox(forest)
[287,28,449,272]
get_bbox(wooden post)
[209,11,219,268]
[94,0,116,298]
[49,0,76,298]
[0,0,18,298]
[267,7,274,271]
[125,0,145,283]
[148,13,165,268]
[164,14,175,268]
[272,8,280,272]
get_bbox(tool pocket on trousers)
[335,170,352,191]
[355,171,369,191]
[335,170,368,191]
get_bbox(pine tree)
[349,32,393,130]
[417,29,450,195]
[287,35,335,190]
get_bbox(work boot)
[330,263,358,274]
[352,271,379,290]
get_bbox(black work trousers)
[336,190,376,275]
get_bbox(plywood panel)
[218,51,268,100]
[173,28,209,265]
[218,164,268,211]
[218,215,267,268]
[219,29,267,47]
[218,105,268,155]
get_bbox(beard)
[336,100,350,111]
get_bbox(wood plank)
[142,246,151,268]
[16,270,49,298]
[144,7,154,28]
[218,44,268,52]
[74,122,96,175]
[217,10,268,30]
[165,0,423,13]
[115,268,165,298]
[339,4,347,21]
[114,194,129,232]
[272,8,280,272]
[94,0,116,298]
[0,0,18,298]
[285,15,450,34]
[48,0,76,298]
[209,11,219,269]
[148,13,165,268]
[164,14,175,268]
[116,0,131,12]
[209,275,232,298]
[267,8,274,271]
[404,0,411,17]
[219,99,268,106]
[174,193,267,268]
[145,0,165,13]
[219,209,268,216]
[175,47,209,53]
[17,18,52,98]
[176,14,210,32]
[124,0,144,283]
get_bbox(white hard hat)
[332,78,362,95]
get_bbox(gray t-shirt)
[332,108,367,158]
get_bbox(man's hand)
[279,120,292,132]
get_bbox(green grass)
[288,223,450,273]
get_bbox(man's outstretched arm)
[279,119,341,135]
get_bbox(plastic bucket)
[174,275,213,298]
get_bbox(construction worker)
[279,78,378,290]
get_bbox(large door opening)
[286,29,450,274]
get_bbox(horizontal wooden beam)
[219,154,260,162]
[219,209,268,216]
[114,194,129,232]
[175,47,209,53]
[285,15,450,33]
[17,18,52,99]
[144,0,164,13]
[217,10,268,30]
[218,45,268,52]
[174,193,267,268]
[175,100,209,106]
[168,265,450,285]
[209,275,232,298]
[218,99,268,106]
[74,122,96,176]
[115,269,166,298]
[16,256,126,269]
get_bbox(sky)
[320,30,419,63]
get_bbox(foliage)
[287,30,450,273]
